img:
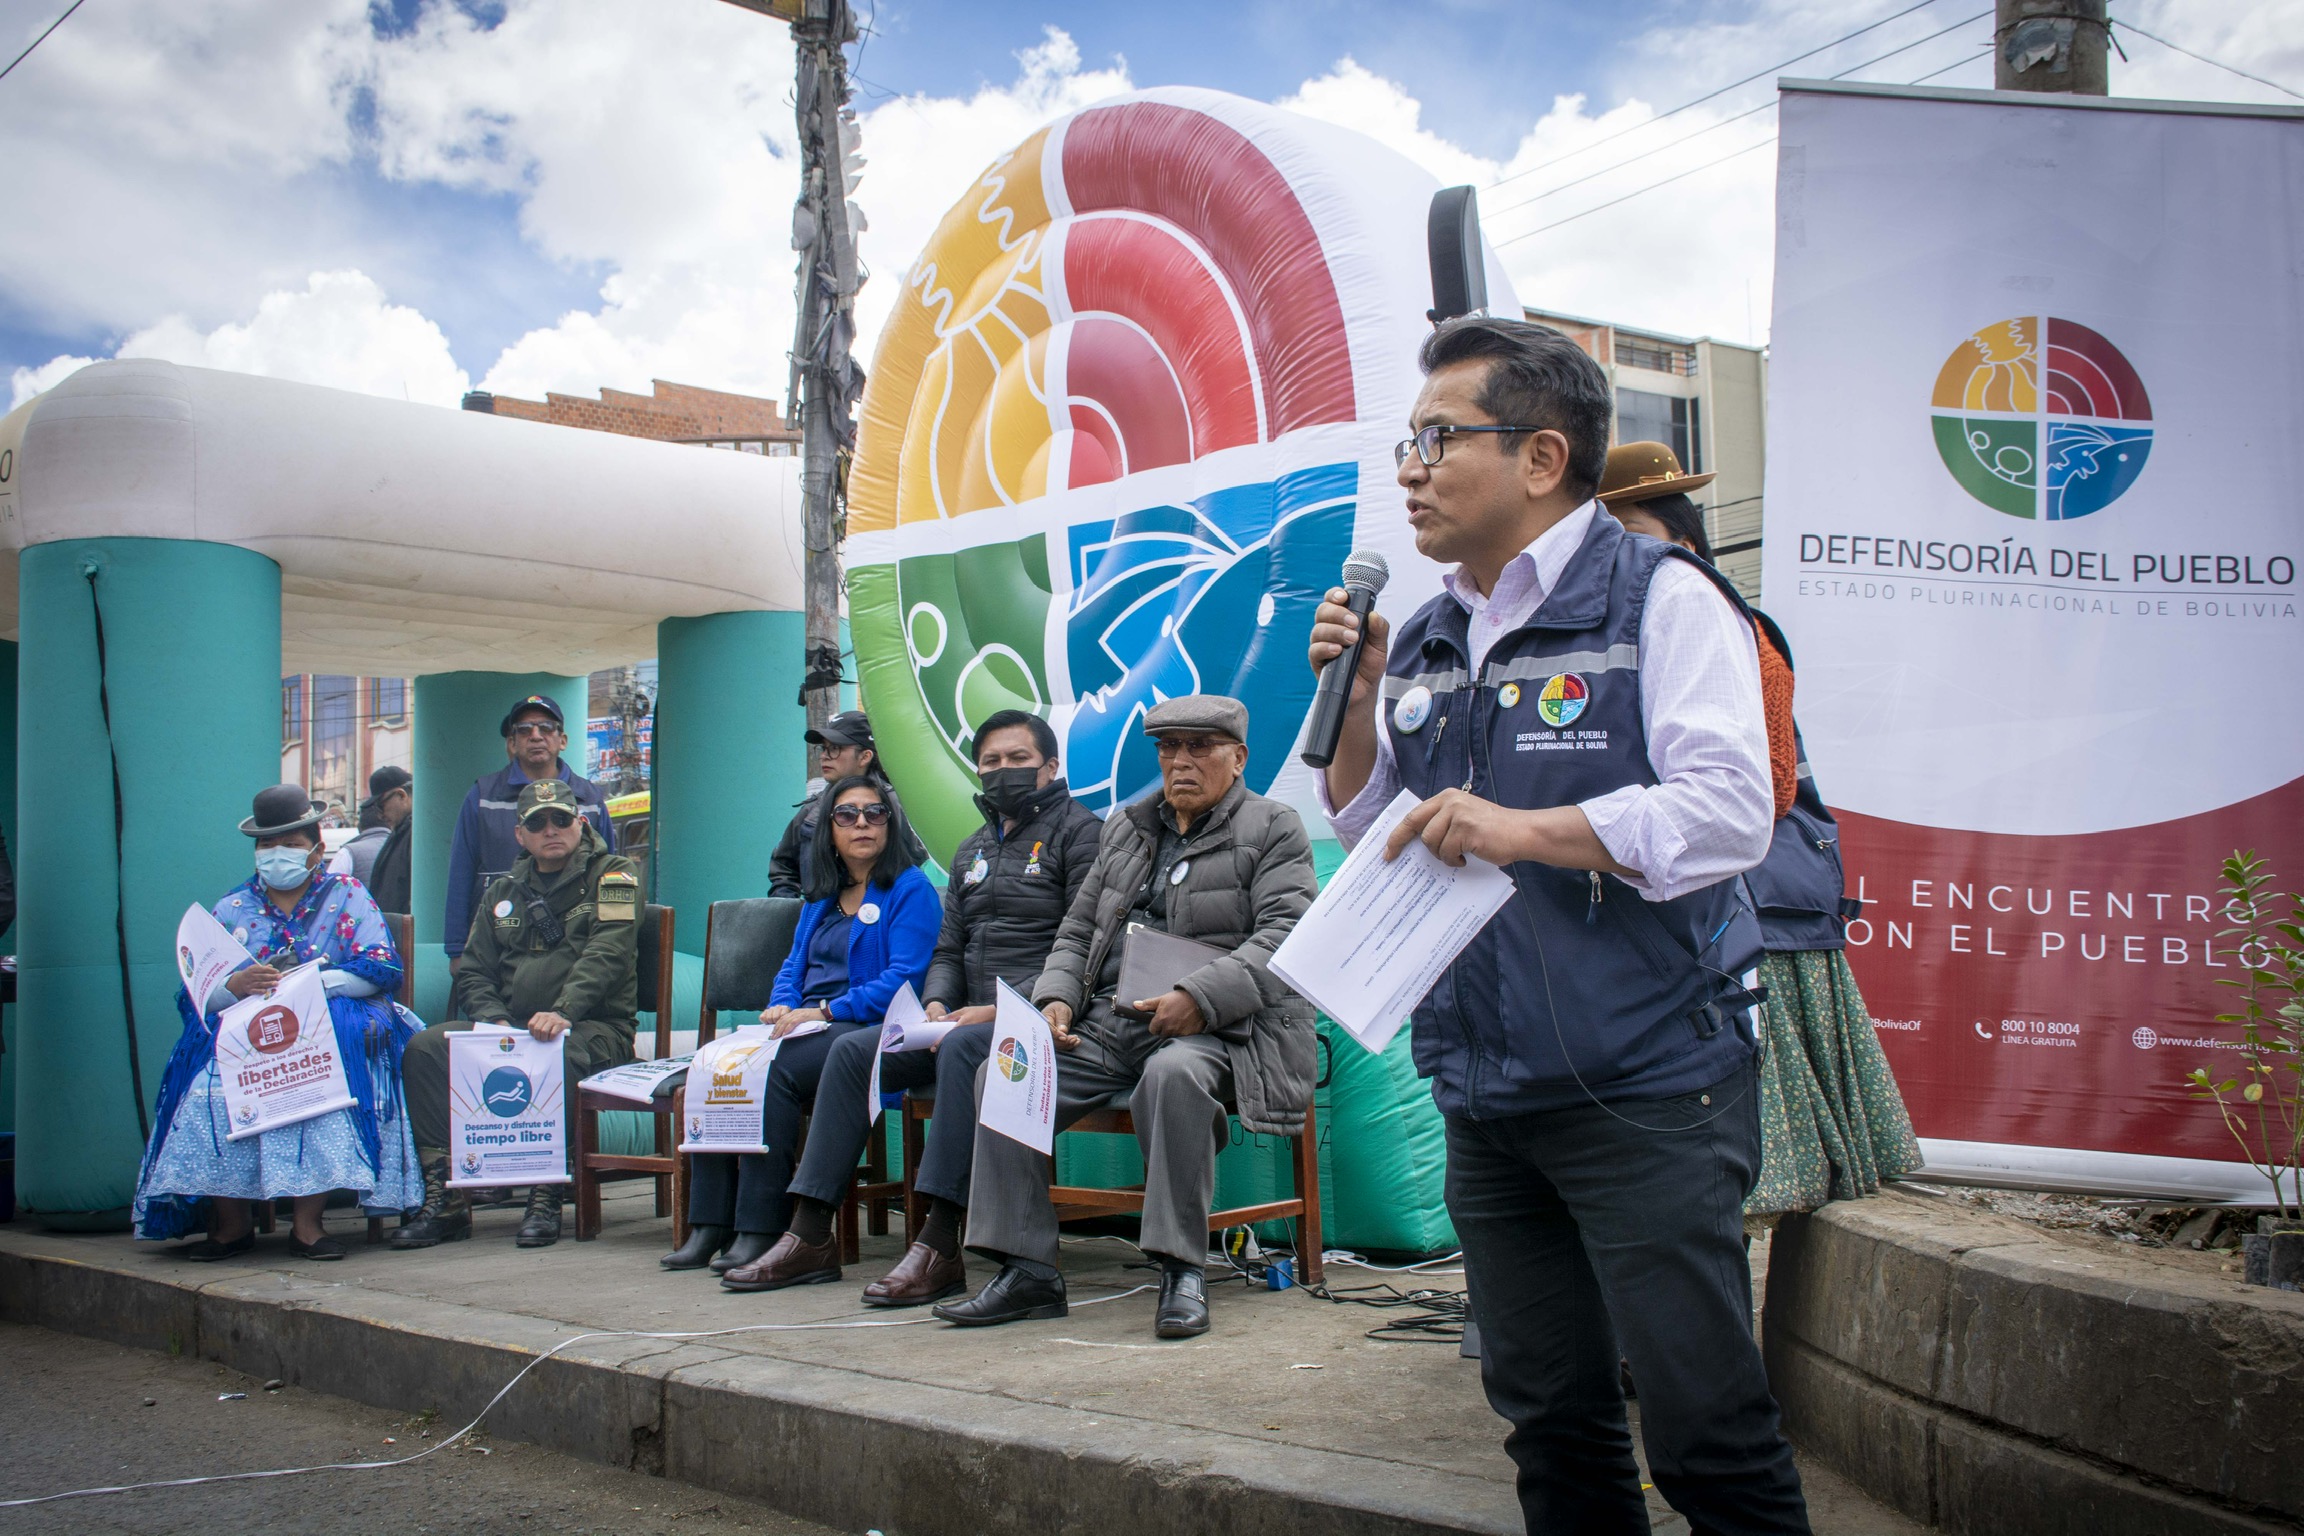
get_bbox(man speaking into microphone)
[1307,316,1808,1535]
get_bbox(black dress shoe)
[1155,1266,1209,1339]
[931,1263,1067,1326]
[711,1231,774,1274]
[662,1225,734,1271]
[289,1233,347,1261]
[181,1233,256,1263]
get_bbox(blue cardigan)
[771,865,939,1022]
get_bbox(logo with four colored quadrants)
[1536,673,1588,728]
[1930,317,2153,521]
[996,1036,1031,1082]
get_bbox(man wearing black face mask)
[756,710,1102,1308]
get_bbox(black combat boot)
[516,1183,563,1247]
[390,1150,470,1249]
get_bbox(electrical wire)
[1496,17,1988,248]
[0,1285,1158,1509]
[0,0,84,86]
[1481,0,1951,194]
[2111,18,2304,101]
[1486,8,1987,231]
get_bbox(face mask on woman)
[254,845,313,891]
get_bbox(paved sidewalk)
[0,1188,1923,1535]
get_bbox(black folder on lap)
[1112,924,1228,1020]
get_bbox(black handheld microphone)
[1300,550,1391,770]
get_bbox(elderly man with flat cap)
[934,694,1318,1340]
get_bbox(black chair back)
[636,903,671,1015]
[703,898,804,1013]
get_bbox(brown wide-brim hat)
[1597,440,1715,505]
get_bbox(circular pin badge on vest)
[1393,684,1433,733]
[966,855,989,885]
[1498,681,1523,709]
[232,927,249,945]
[858,903,881,925]
[493,899,514,919]
[1169,860,1190,886]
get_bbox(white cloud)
[11,269,466,409]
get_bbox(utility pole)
[1994,0,2109,95]
[718,0,864,756]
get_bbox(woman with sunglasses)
[674,776,939,1285]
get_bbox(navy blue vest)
[1384,511,1762,1118]
[1742,611,1862,952]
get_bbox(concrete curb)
[1763,1191,2304,1534]
[0,1241,1519,1536]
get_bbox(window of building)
[1615,389,1701,473]
[310,675,357,815]
[371,676,408,724]
[281,676,304,743]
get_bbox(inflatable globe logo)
[846,88,1475,857]
[1930,317,2152,521]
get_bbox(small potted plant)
[2184,851,2304,1288]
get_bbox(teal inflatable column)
[409,672,588,1022]
[0,637,17,1134]
[653,612,804,990]
[16,539,279,1224]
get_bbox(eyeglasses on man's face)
[830,801,892,828]
[522,810,576,831]
[508,720,562,740]
[1154,734,1233,761]
[1393,423,1550,468]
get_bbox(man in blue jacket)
[442,694,612,958]
[1308,316,1808,1534]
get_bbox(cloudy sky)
[1,0,2294,410]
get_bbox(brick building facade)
[461,378,802,454]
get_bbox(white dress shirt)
[1318,501,1773,902]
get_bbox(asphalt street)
[0,1321,842,1535]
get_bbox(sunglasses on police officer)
[521,810,578,830]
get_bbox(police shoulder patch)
[597,865,640,924]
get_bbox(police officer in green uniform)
[394,778,643,1250]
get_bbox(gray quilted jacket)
[1032,780,1319,1135]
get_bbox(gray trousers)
[964,1006,1232,1268]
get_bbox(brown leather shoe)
[861,1241,966,1308]
[719,1231,841,1293]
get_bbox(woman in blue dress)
[669,775,937,1286]
[133,784,426,1260]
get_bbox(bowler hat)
[1142,694,1249,742]
[239,784,328,839]
[1597,441,1715,505]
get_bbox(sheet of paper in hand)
[1270,790,1516,1052]
[448,1029,569,1187]
[579,1054,694,1106]
[679,1026,779,1154]
[866,982,922,1126]
[177,903,255,1013]
[979,979,1056,1154]
[214,961,355,1141]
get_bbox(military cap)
[516,779,583,821]
[1142,694,1248,742]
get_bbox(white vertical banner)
[448,1027,568,1187]
[679,1025,780,1155]
[214,962,354,1140]
[979,979,1057,1154]
[1765,82,2304,1198]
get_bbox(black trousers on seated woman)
[687,1021,870,1234]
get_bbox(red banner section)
[1836,776,2304,1162]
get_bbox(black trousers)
[786,1021,993,1212]
[686,1021,865,1234]
[1446,1061,1810,1536]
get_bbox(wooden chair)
[570,905,678,1240]
[901,1083,1325,1285]
[670,898,898,1261]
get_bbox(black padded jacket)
[921,780,1103,1011]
